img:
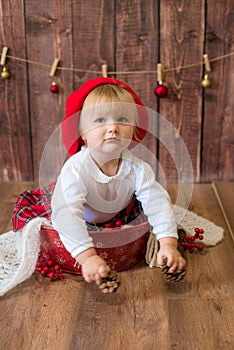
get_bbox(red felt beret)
[62,77,148,155]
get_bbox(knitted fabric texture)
[0,218,50,296]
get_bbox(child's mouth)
[104,138,119,142]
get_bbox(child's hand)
[157,244,186,273]
[82,255,110,284]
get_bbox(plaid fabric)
[12,182,147,232]
[12,182,55,231]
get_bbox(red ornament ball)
[155,84,168,98]
[50,83,58,93]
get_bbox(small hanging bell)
[202,74,211,88]
[1,66,10,79]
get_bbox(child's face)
[80,103,135,154]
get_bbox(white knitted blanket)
[0,218,51,297]
[0,206,224,296]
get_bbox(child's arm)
[76,248,110,284]
[157,237,186,273]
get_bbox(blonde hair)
[79,84,139,139]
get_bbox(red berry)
[54,265,61,271]
[185,235,191,241]
[40,256,45,262]
[180,241,187,247]
[46,259,54,266]
[195,228,200,233]
[36,267,42,272]
[103,222,115,228]
[189,248,194,253]
[198,235,204,240]
[40,269,47,276]
[43,266,49,273]
[48,271,55,279]
[115,219,122,227]
[36,262,42,267]
[197,244,204,252]
[199,229,204,234]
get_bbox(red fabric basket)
[40,222,150,274]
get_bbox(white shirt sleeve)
[133,161,178,240]
[51,164,94,258]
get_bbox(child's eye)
[94,117,105,124]
[117,116,128,123]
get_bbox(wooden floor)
[0,182,233,350]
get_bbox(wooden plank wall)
[0,0,233,183]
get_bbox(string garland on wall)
[1,46,233,98]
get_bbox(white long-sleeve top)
[51,147,178,258]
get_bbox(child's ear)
[81,135,87,144]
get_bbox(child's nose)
[107,122,118,132]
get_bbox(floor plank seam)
[212,182,234,243]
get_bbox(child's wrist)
[75,247,97,266]
[159,237,178,248]
[160,243,177,247]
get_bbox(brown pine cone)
[98,270,120,293]
[161,264,186,282]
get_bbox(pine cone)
[98,270,120,293]
[161,264,186,282]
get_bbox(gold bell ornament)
[1,47,10,79]
[1,66,10,79]
[202,74,211,88]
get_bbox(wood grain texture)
[25,0,74,181]
[72,0,115,85]
[168,183,234,299]
[202,0,234,181]
[0,0,33,181]
[169,298,234,349]
[213,181,234,240]
[115,0,159,172]
[0,182,234,349]
[73,264,171,350]
[0,2,234,181]
[159,0,205,183]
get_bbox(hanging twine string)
[0,51,233,76]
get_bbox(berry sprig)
[179,227,205,254]
[103,219,122,229]
[35,256,64,281]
